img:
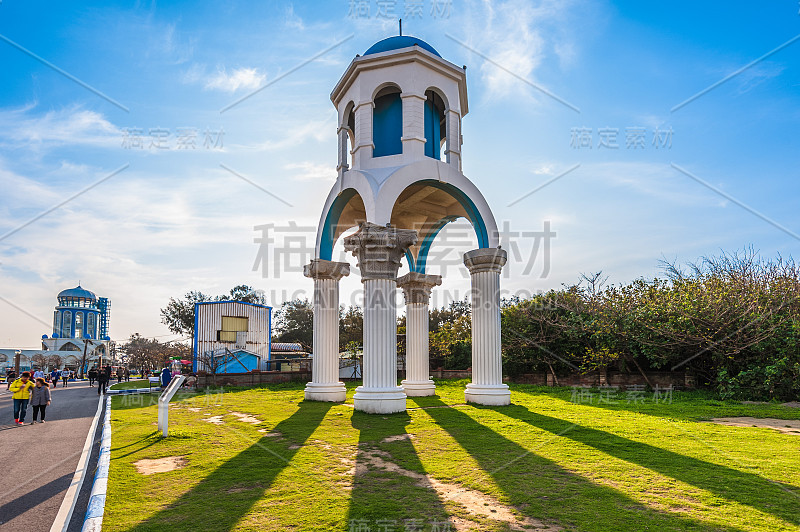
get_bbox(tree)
[46,354,63,371]
[272,299,314,350]
[31,353,46,371]
[340,305,364,349]
[160,284,267,339]
[119,334,189,374]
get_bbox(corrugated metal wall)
[194,301,271,372]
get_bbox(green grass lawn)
[109,379,152,390]
[105,381,800,532]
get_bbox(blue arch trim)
[404,250,415,272]
[410,180,490,273]
[415,216,457,273]
[320,189,359,261]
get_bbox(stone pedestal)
[304,259,349,402]
[463,248,511,406]
[397,272,442,396]
[345,222,417,414]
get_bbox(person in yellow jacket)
[10,371,35,425]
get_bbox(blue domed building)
[41,284,113,369]
[0,283,114,374]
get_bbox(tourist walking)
[97,366,110,395]
[88,367,97,386]
[30,378,51,424]
[33,368,45,380]
[6,369,17,390]
[9,371,34,425]
[60,369,70,388]
[49,368,59,387]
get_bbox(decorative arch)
[318,188,367,260]
[390,179,489,273]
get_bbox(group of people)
[88,365,115,395]
[5,363,133,425]
[8,371,51,425]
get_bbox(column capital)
[463,248,507,274]
[304,259,350,281]
[344,222,417,281]
[396,272,442,304]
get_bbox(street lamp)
[14,350,22,374]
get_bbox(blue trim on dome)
[364,36,441,57]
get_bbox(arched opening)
[319,188,367,261]
[75,311,83,339]
[62,310,72,338]
[373,85,402,157]
[424,89,446,161]
[390,180,489,273]
[87,312,96,338]
[343,101,356,169]
[60,342,80,352]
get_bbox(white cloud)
[284,4,305,31]
[205,67,266,92]
[284,161,336,181]
[0,104,121,149]
[461,0,580,101]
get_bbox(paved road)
[0,380,102,531]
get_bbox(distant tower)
[303,35,509,413]
[43,284,112,368]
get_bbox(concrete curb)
[50,394,105,532]
[81,396,112,532]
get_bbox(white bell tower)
[304,35,510,413]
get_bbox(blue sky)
[1,0,799,347]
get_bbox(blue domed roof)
[58,285,97,300]
[364,36,441,57]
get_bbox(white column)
[352,101,374,168]
[336,126,349,176]
[463,248,510,406]
[444,109,462,171]
[304,259,349,402]
[397,272,442,396]
[400,92,426,160]
[345,222,417,414]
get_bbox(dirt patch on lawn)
[203,415,224,425]
[356,449,560,531]
[230,412,261,424]
[134,456,187,475]
[710,417,800,435]
[381,434,414,443]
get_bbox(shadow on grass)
[124,401,333,532]
[498,405,800,527]
[346,410,452,529]
[423,398,752,532]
